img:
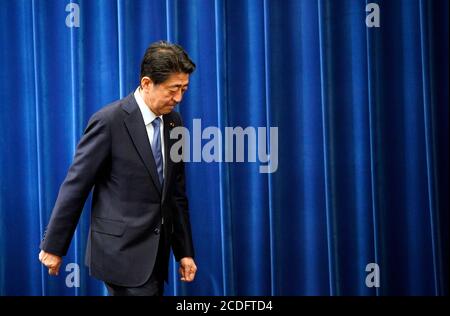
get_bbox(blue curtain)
[0,0,448,296]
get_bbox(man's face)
[141,72,190,116]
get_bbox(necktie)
[151,117,164,186]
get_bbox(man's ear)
[140,76,153,90]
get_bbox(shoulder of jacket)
[89,95,131,123]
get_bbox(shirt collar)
[134,87,163,126]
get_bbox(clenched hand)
[39,250,62,276]
[179,257,197,282]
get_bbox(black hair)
[140,41,196,85]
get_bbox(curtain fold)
[0,0,448,296]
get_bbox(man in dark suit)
[38,41,197,296]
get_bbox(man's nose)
[173,90,183,103]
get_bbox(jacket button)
[154,228,160,235]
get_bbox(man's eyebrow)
[168,82,189,88]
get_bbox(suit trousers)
[104,223,166,296]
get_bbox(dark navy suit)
[40,93,195,288]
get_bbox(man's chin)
[164,106,176,114]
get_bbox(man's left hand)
[179,257,197,282]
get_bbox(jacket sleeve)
[40,111,111,256]
[171,113,195,261]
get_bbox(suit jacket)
[40,93,195,287]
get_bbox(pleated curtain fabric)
[0,0,448,296]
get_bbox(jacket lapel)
[122,95,162,195]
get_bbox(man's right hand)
[39,250,62,276]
